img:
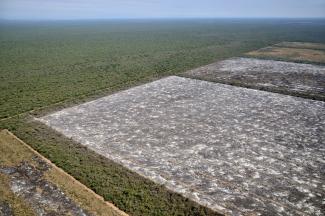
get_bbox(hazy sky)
[1,0,325,20]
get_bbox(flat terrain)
[185,57,325,101]
[1,19,325,215]
[246,42,325,64]
[275,41,325,50]
[39,76,325,215]
[1,19,325,119]
[0,129,126,216]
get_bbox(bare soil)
[246,46,325,64]
[275,41,325,50]
[185,57,325,101]
[0,129,127,216]
[38,76,325,216]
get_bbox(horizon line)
[1,17,325,22]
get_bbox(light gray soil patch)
[0,201,13,216]
[0,157,91,216]
[38,76,325,215]
[185,57,325,101]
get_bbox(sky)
[1,0,325,20]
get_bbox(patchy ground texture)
[38,76,325,216]
[274,42,325,50]
[246,47,325,64]
[185,57,325,101]
[0,129,126,216]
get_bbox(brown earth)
[246,46,325,64]
[275,41,325,50]
[0,129,127,216]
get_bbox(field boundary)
[242,55,325,66]
[243,42,325,66]
[0,74,163,122]
[181,74,325,102]
[274,42,325,51]
[1,129,128,216]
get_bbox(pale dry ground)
[275,42,325,50]
[39,76,325,216]
[246,46,325,64]
[185,57,325,101]
[0,129,127,216]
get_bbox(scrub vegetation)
[1,19,325,215]
[1,19,325,119]
[1,119,220,216]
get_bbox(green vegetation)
[1,19,325,119]
[1,19,325,215]
[1,118,220,216]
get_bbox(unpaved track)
[0,129,128,216]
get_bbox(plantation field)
[1,19,325,215]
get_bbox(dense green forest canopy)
[1,19,325,119]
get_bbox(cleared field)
[2,19,325,215]
[185,57,325,101]
[275,41,325,50]
[0,129,126,216]
[38,76,325,215]
[246,46,325,64]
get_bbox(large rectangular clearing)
[185,57,325,101]
[245,42,325,64]
[38,76,325,215]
